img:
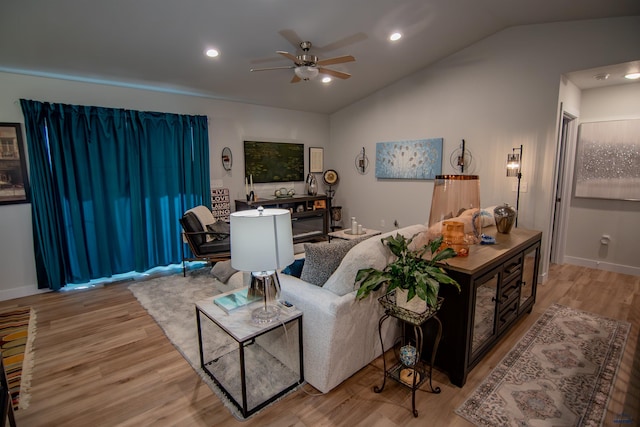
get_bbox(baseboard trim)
[0,286,50,302]
[563,256,640,277]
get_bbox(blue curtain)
[20,100,210,290]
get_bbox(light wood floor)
[1,263,638,427]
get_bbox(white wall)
[564,83,640,275]
[328,17,640,281]
[0,72,329,300]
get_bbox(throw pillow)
[206,221,230,240]
[282,258,305,278]
[211,260,237,283]
[300,239,359,287]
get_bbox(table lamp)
[230,207,294,324]
[427,175,482,256]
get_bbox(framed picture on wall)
[309,147,324,173]
[0,123,30,205]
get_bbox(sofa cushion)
[300,239,359,287]
[211,260,237,283]
[323,224,429,297]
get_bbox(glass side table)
[374,291,443,417]
[195,290,304,418]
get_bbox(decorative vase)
[400,344,417,367]
[494,203,517,234]
[395,288,427,313]
[305,173,318,196]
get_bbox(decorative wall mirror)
[221,147,233,171]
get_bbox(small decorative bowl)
[400,344,417,366]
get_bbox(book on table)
[214,288,261,314]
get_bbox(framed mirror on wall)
[221,147,233,171]
[0,123,30,205]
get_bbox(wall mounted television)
[244,140,305,183]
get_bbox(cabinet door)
[519,243,540,314]
[471,268,499,358]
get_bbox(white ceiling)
[1,0,639,114]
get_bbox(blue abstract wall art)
[375,138,443,180]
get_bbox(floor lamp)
[506,145,523,227]
[230,207,294,324]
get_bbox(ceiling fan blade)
[319,68,352,79]
[314,33,368,53]
[317,55,356,66]
[250,65,295,72]
[277,51,298,63]
[279,29,304,50]
[290,74,302,84]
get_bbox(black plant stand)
[374,291,442,417]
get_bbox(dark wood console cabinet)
[425,228,542,387]
[235,195,329,243]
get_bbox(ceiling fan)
[250,41,355,83]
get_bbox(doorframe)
[549,105,578,265]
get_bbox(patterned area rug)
[0,306,36,410]
[456,303,630,426]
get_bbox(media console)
[235,195,329,243]
[424,227,542,387]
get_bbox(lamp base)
[249,271,282,324]
[251,305,281,324]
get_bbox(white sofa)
[256,223,429,394]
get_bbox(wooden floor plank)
[1,263,637,426]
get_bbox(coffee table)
[195,291,304,418]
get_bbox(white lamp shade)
[230,208,294,272]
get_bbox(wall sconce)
[506,145,523,226]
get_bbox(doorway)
[549,109,577,265]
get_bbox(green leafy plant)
[355,233,461,308]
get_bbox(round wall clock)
[323,169,339,186]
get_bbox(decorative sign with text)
[211,188,230,222]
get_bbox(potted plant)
[355,233,460,313]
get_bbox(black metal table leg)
[427,315,443,394]
[196,308,204,368]
[373,313,390,393]
[411,324,422,416]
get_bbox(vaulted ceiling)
[1,0,639,114]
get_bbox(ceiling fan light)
[294,66,319,80]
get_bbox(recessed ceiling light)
[205,48,219,58]
[322,76,332,83]
[625,72,640,80]
[389,32,402,42]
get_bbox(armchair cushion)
[206,221,231,240]
[182,212,206,247]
